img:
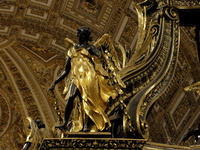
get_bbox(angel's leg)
[83,114,93,132]
[56,83,81,129]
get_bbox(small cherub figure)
[22,117,53,150]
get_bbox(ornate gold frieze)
[8,44,60,127]
[169,0,200,7]
[0,58,27,150]
[0,93,10,135]
[0,50,42,120]
[40,138,146,149]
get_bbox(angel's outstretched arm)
[48,56,71,92]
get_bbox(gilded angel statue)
[48,26,125,132]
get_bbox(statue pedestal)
[63,131,111,138]
[39,132,147,150]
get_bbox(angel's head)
[77,26,93,43]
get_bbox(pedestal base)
[39,137,146,150]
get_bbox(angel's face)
[77,30,88,43]
[76,27,91,44]
[77,29,83,37]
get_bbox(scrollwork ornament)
[140,120,149,135]
[165,7,178,20]
[150,24,159,36]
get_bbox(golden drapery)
[63,38,118,132]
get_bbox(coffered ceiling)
[0,0,200,149]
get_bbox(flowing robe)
[63,39,117,132]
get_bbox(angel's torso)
[75,43,100,57]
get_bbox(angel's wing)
[94,34,126,93]
[94,34,121,71]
